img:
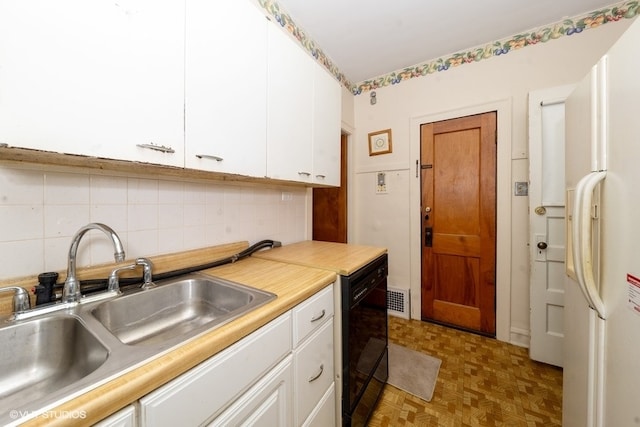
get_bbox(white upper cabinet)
[266,23,341,186]
[0,0,185,166]
[185,1,268,177]
[0,0,341,185]
[266,23,314,183]
[312,62,342,186]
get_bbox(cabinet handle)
[308,364,324,382]
[298,171,311,177]
[310,309,326,323]
[315,174,326,180]
[136,143,175,154]
[195,154,224,162]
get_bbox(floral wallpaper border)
[257,0,639,95]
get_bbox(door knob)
[537,241,548,250]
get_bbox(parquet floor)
[368,317,563,426]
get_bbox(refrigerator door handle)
[572,170,607,319]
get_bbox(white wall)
[0,163,308,281]
[350,19,633,344]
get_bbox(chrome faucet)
[0,286,31,314]
[136,257,155,290]
[63,223,125,303]
[107,257,154,293]
[107,264,138,293]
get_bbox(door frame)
[409,99,512,343]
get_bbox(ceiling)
[275,0,623,83]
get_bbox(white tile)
[184,225,207,250]
[0,167,44,205]
[128,178,159,204]
[184,204,206,227]
[205,183,225,205]
[0,205,44,240]
[159,204,184,229]
[127,230,159,258]
[205,202,225,226]
[0,240,44,279]
[158,180,184,204]
[44,205,91,238]
[158,227,184,254]
[184,182,206,204]
[90,204,128,233]
[90,175,128,204]
[44,236,78,273]
[128,204,158,231]
[205,222,226,246]
[44,171,90,205]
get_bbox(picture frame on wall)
[368,129,393,156]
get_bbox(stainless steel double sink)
[0,274,276,425]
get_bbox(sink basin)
[0,315,108,413]
[91,276,276,346]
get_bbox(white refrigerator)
[564,17,640,427]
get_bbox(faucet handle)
[107,264,138,293]
[136,258,156,290]
[0,286,31,314]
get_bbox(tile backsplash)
[0,163,308,280]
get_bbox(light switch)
[514,181,528,196]
[376,172,387,194]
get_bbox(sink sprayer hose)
[40,240,282,301]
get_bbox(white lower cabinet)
[135,284,335,427]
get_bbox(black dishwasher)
[341,253,388,426]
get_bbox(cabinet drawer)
[292,284,333,346]
[139,312,292,427]
[208,355,293,427]
[294,318,334,425]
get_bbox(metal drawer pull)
[298,171,311,177]
[310,309,326,323]
[195,154,224,162]
[315,174,326,180]
[308,364,324,382]
[136,143,175,153]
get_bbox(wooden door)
[312,134,347,243]
[420,112,496,335]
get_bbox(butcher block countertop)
[253,240,387,275]
[19,253,336,426]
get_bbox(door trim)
[409,99,512,343]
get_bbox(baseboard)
[509,327,530,348]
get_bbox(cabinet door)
[0,0,184,166]
[266,24,313,183]
[312,63,342,186]
[208,355,293,427]
[185,1,267,177]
